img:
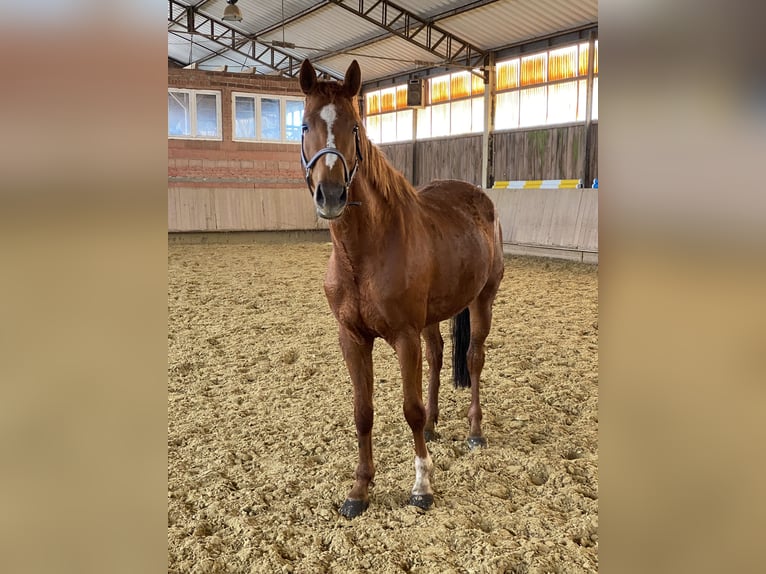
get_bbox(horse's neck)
[361,142,418,204]
[328,149,416,268]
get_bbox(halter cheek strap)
[301,125,363,195]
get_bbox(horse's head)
[299,59,363,220]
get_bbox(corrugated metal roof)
[320,36,442,83]
[167,0,598,82]
[258,4,384,53]
[438,0,598,50]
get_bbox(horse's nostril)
[339,186,347,204]
[315,183,325,206]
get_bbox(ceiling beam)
[167,0,342,79]
[326,0,487,68]
[430,0,501,20]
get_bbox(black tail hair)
[451,307,471,388]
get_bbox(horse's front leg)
[337,327,375,519]
[394,330,434,510]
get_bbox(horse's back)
[416,179,496,226]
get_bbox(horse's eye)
[301,124,309,132]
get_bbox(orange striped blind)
[430,75,450,103]
[548,45,577,81]
[496,59,519,90]
[450,71,471,99]
[365,91,381,115]
[396,85,407,109]
[471,71,485,95]
[380,87,396,112]
[520,53,546,86]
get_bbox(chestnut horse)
[299,59,504,518]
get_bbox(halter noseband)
[300,124,363,196]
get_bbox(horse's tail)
[451,307,471,388]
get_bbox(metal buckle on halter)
[301,124,363,195]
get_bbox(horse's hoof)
[409,493,434,510]
[339,499,369,519]
[467,436,487,450]
[424,429,439,442]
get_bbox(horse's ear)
[300,59,317,94]
[343,60,361,98]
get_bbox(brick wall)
[168,68,320,231]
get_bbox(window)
[261,98,281,141]
[547,81,578,124]
[365,114,381,143]
[494,40,598,130]
[234,97,256,139]
[411,98,484,139]
[396,109,414,141]
[364,69,486,142]
[451,99,472,135]
[363,83,414,143]
[168,89,221,140]
[232,93,304,143]
[285,100,304,142]
[430,76,450,104]
[495,91,519,130]
[416,107,431,138]
[362,40,598,137]
[519,86,548,128]
[168,91,190,136]
[430,103,450,137]
[520,53,546,86]
[548,45,578,81]
[497,59,519,91]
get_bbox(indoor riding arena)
[168,1,598,572]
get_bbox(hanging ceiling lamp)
[222,0,243,22]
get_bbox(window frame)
[231,92,305,144]
[493,40,598,132]
[168,88,222,141]
[363,69,486,142]
[360,40,599,139]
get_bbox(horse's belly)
[424,238,492,323]
[425,279,484,325]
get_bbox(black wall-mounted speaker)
[407,79,425,108]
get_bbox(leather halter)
[300,124,363,195]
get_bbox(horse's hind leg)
[423,323,444,441]
[466,286,499,449]
[337,328,376,519]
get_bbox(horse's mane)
[357,125,420,205]
[309,80,419,206]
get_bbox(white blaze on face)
[319,103,338,169]
[412,454,434,496]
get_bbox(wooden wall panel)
[379,125,597,189]
[484,188,598,258]
[493,123,598,183]
[379,135,482,187]
[378,142,414,183]
[168,187,326,232]
[575,188,598,251]
[413,135,483,186]
[168,188,216,231]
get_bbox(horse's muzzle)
[314,181,348,220]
